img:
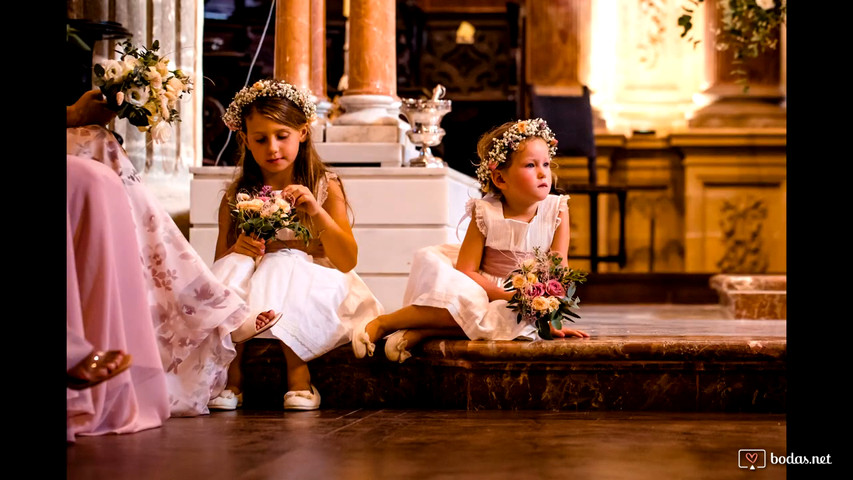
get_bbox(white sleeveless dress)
[402,194,569,341]
[211,172,385,361]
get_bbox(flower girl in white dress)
[351,118,589,364]
[209,80,383,410]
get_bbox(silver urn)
[400,85,452,168]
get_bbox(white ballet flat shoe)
[384,330,412,364]
[231,312,282,344]
[351,318,376,359]
[208,389,243,411]
[283,384,321,411]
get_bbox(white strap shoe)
[284,385,321,411]
[384,330,412,363]
[209,389,243,410]
[351,318,376,359]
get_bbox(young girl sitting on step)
[209,79,383,411]
[352,118,588,364]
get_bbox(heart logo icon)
[745,452,758,464]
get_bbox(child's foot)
[352,317,379,358]
[209,386,242,411]
[283,384,321,411]
[384,330,413,363]
[549,323,590,338]
[231,310,281,344]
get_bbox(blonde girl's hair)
[474,120,559,198]
[223,95,351,246]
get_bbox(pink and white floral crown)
[222,79,317,131]
[476,118,558,193]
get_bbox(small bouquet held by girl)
[504,247,588,340]
[92,39,193,143]
[231,185,311,245]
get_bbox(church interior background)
[67,0,786,282]
[66,1,799,476]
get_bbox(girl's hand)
[549,324,590,339]
[233,232,266,259]
[283,184,322,217]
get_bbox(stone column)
[688,0,786,128]
[334,0,399,125]
[310,0,333,125]
[525,0,604,128]
[274,0,311,91]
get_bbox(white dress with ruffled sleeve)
[402,193,569,341]
[211,172,385,361]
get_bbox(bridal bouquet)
[92,39,193,143]
[503,247,587,340]
[231,186,310,244]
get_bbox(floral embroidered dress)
[67,155,169,442]
[402,193,569,341]
[67,125,252,417]
[211,172,385,361]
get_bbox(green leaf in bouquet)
[537,317,553,340]
[561,309,580,321]
[550,316,563,332]
[565,283,576,299]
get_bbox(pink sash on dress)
[480,247,534,279]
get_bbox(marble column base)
[335,94,401,126]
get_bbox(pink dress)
[67,155,169,442]
[67,126,253,417]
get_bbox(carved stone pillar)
[525,0,604,128]
[334,0,399,125]
[274,0,311,91]
[688,0,786,128]
[310,0,332,123]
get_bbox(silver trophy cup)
[400,85,452,168]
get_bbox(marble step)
[238,305,786,413]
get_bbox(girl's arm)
[214,194,265,261]
[455,224,515,302]
[286,179,358,272]
[549,199,571,267]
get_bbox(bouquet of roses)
[92,39,193,143]
[503,247,587,340]
[231,186,311,245]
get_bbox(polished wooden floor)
[67,409,787,479]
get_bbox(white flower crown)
[476,118,559,193]
[222,79,317,131]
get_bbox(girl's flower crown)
[476,118,558,193]
[222,79,317,131]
